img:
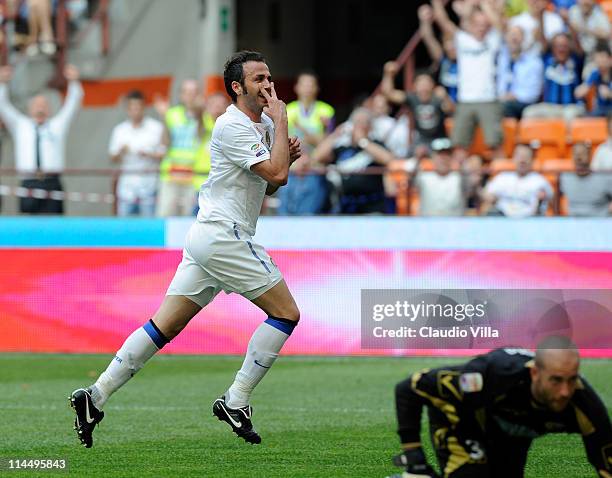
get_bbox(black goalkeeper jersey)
[396,348,612,476]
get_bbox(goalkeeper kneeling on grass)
[387,337,612,478]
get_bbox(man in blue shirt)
[497,25,545,118]
[523,32,586,122]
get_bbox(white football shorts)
[167,220,283,307]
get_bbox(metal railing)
[0,165,606,217]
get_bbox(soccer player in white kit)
[70,51,302,446]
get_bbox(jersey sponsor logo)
[460,372,484,393]
[255,149,267,157]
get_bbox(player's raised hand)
[261,82,287,125]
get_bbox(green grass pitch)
[0,354,610,477]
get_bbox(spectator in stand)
[381,64,452,159]
[155,79,203,217]
[575,41,612,116]
[481,144,553,217]
[560,142,612,216]
[418,4,458,103]
[108,90,164,217]
[279,72,334,215]
[0,64,82,214]
[366,94,411,212]
[509,0,565,52]
[412,137,467,216]
[192,92,230,214]
[432,0,505,161]
[567,0,611,70]
[312,108,395,214]
[592,112,612,170]
[463,153,486,212]
[497,25,545,118]
[522,32,586,121]
[25,0,56,56]
[367,93,410,158]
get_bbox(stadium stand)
[0,0,609,218]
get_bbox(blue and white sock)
[89,319,168,409]
[226,316,297,409]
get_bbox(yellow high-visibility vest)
[286,100,334,153]
[160,105,199,183]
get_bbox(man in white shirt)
[482,144,554,217]
[432,0,504,160]
[509,0,565,52]
[414,137,466,216]
[70,51,302,448]
[0,64,83,214]
[568,0,611,67]
[109,90,164,216]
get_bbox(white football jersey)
[197,104,275,235]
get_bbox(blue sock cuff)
[143,319,169,349]
[264,316,297,336]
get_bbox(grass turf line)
[0,354,610,477]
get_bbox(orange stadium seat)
[517,118,568,160]
[418,159,435,171]
[445,118,518,158]
[569,117,608,148]
[489,159,515,175]
[502,118,518,157]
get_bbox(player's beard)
[533,383,570,412]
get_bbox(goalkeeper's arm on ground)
[395,365,476,447]
[577,379,612,477]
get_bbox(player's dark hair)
[125,89,145,102]
[223,50,266,103]
[535,336,578,368]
